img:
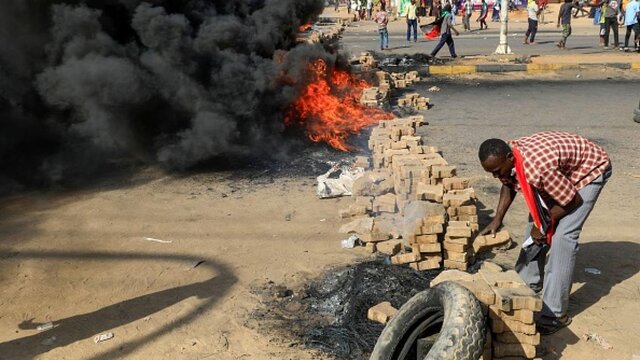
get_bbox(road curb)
[426,62,640,75]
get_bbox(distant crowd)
[333,0,640,56]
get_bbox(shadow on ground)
[0,251,237,360]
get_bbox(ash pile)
[251,261,439,359]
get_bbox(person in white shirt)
[524,0,541,44]
[623,0,640,50]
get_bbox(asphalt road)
[339,18,636,57]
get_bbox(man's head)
[478,138,515,184]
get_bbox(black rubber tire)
[370,281,486,360]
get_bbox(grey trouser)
[463,14,471,30]
[515,165,612,317]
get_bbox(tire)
[634,105,640,124]
[370,281,486,360]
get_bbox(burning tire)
[370,281,486,360]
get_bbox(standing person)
[492,0,501,22]
[556,0,577,49]
[463,0,474,30]
[367,0,374,19]
[524,0,541,43]
[573,0,590,17]
[603,0,621,48]
[477,0,489,29]
[406,0,420,42]
[347,0,352,13]
[538,0,548,23]
[477,132,611,335]
[451,1,458,24]
[622,0,639,50]
[376,4,390,50]
[430,4,460,57]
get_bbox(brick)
[489,306,535,324]
[492,341,537,358]
[493,287,543,312]
[410,258,441,271]
[442,192,474,207]
[413,234,439,244]
[416,183,444,202]
[444,236,471,245]
[442,241,467,252]
[339,216,374,234]
[449,187,477,199]
[417,243,442,253]
[443,259,467,270]
[431,165,457,178]
[376,240,402,256]
[424,214,446,224]
[473,230,512,253]
[479,269,527,288]
[430,269,476,286]
[447,220,470,228]
[359,231,391,242]
[442,177,470,190]
[420,223,444,234]
[443,250,469,263]
[446,227,472,238]
[491,317,537,335]
[355,196,374,209]
[391,252,422,264]
[457,205,477,215]
[365,242,377,253]
[456,280,496,305]
[457,214,479,222]
[367,302,398,325]
[496,331,541,346]
[339,204,369,218]
[480,261,504,273]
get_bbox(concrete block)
[443,259,467,271]
[493,287,543,312]
[456,280,497,306]
[339,216,374,234]
[442,177,470,190]
[414,234,439,244]
[480,261,504,273]
[430,269,476,286]
[391,252,422,264]
[376,240,403,256]
[359,231,391,242]
[443,250,469,263]
[473,230,512,254]
[444,236,472,245]
[442,241,467,252]
[368,301,398,325]
[410,258,441,271]
[458,214,479,222]
[420,223,444,235]
[446,226,472,238]
[457,205,478,215]
[418,243,442,253]
[489,306,535,324]
[416,183,444,202]
[496,331,541,346]
[491,317,537,335]
[442,192,474,207]
[431,165,457,178]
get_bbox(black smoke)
[0,0,339,189]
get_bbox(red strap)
[512,146,554,245]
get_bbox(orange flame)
[298,22,313,32]
[285,59,394,151]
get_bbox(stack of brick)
[358,52,377,71]
[394,201,446,270]
[360,87,381,108]
[430,263,543,359]
[375,71,392,94]
[397,92,430,110]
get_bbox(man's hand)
[530,226,547,245]
[479,218,502,237]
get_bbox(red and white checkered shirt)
[508,131,610,206]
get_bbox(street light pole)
[494,0,512,54]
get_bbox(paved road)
[338,15,637,57]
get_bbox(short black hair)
[478,138,510,162]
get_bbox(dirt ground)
[1,78,639,360]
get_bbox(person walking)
[556,0,578,49]
[492,0,501,22]
[622,0,640,50]
[477,0,489,29]
[602,0,621,48]
[376,4,390,50]
[406,0,420,42]
[430,4,460,57]
[463,0,473,30]
[477,132,611,335]
[572,0,590,17]
[367,0,374,19]
[524,0,541,43]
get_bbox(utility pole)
[494,0,512,54]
